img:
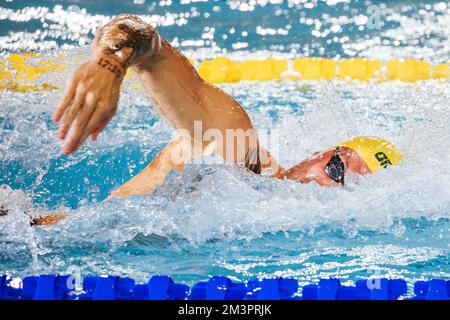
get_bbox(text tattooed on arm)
[97,57,122,78]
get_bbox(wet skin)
[0,205,66,226]
[0,147,369,227]
[281,146,372,186]
[52,14,373,199]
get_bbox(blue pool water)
[1,0,449,288]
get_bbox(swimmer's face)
[283,146,371,186]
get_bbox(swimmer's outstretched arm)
[53,15,158,154]
[54,14,284,198]
[31,213,67,226]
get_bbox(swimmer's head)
[283,136,403,186]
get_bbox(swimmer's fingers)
[63,92,98,154]
[53,63,87,123]
[53,75,78,123]
[58,85,87,139]
[91,107,117,141]
[75,107,112,149]
[74,103,117,150]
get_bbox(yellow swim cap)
[338,136,403,173]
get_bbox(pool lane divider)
[0,53,449,93]
[0,274,449,300]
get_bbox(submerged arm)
[108,134,212,199]
[53,14,285,199]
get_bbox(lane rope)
[1,53,448,92]
[1,274,448,300]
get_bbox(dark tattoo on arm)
[97,57,123,78]
[96,14,158,69]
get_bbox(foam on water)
[1,77,449,282]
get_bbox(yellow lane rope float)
[0,53,448,92]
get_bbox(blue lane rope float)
[0,274,449,300]
[413,279,449,300]
[22,275,74,300]
[301,278,408,300]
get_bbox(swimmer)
[1,136,401,227]
[53,14,403,198]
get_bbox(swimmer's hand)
[53,55,124,155]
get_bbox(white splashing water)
[2,82,450,242]
[1,0,450,282]
[1,78,449,283]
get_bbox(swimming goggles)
[325,147,345,185]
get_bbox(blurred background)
[1,0,449,63]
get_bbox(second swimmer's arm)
[31,213,67,226]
